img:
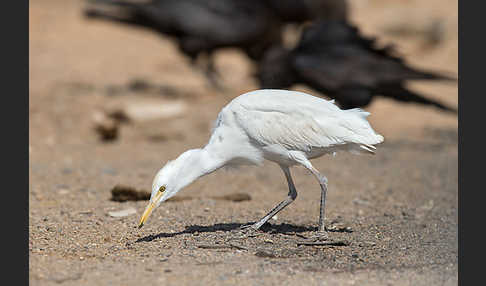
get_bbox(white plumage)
[139,89,383,239]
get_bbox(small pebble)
[107,208,137,218]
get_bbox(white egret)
[139,89,384,239]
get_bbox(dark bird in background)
[266,0,349,23]
[257,20,457,113]
[83,0,348,90]
[84,0,282,89]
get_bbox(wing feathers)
[233,95,383,151]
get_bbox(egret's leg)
[289,152,329,239]
[244,165,297,230]
[307,167,330,239]
[310,167,329,235]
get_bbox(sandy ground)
[29,0,458,285]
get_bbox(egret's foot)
[308,230,330,242]
[239,224,252,230]
[237,223,263,238]
[239,223,260,232]
[296,231,349,246]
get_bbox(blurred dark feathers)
[257,20,457,113]
[83,0,349,89]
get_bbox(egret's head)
[137,160,176,228]
[138,149,203,228]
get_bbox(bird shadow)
[135,222,317,243]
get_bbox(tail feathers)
[83,0,154,29]
[348,142,382,155]
[359,144,377,154]
[84,8,131,23]
[341,108,384,147]
[404,67,457,82]
[84,0,146,19]
[379,85,457,114]
[86,0,142,7]
[424,72,457,82]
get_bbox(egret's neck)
[196,148,227,175]
[171,148,227,193]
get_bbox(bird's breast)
[260,144,297,166]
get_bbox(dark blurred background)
[30,0,457,146]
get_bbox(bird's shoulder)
[223,90,353,149]
[229,89,339,114]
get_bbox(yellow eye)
[159,186,166,193]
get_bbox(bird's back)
[225,89,383,157]
[155,0,274,41]
[85,0,280,60]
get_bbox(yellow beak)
[138,190,164,228]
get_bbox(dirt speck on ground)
[30,0,457,285]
